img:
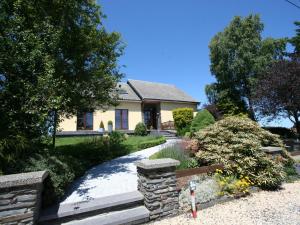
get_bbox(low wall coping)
[260,146,283,153]
[0,170,49,189]
[136,158,180,170]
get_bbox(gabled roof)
[116,82,141,101]
[127,79,199,103]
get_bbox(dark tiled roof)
[116,82,141,101]
[127,79,198,103]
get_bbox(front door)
[143,108,157,129]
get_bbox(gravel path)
[150,181,300,225]
[61,139,179,204]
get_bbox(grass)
[56,135,166,153]
[149,144,198,170]
[55,136,100,147]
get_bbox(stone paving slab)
[40,191,143,223]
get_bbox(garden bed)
[178,173,260,213]
[176,164,223,190]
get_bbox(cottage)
[59,79,199,132]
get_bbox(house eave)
[118,99,142,103]
[143,98,200,105]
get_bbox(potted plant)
[99,121,105,133]
[108,120,113,133]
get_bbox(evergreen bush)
[194,116,293,190]
[134,122,147,136]
[172,108,194,136]
[190,109,215,135]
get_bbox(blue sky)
[98,0,299,127]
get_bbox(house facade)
[59,79,199,131]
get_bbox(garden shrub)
[138,136,166,149]
[108,131,127,156]
[190,109,215,135]
[172,108,194,136]
[214,169,252,196]
[100,121,104,129]
[134,122,147,136]
[150,144,197,170]
[194,116,293,190]
[109,131,125,144]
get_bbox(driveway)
[61,139,180,204]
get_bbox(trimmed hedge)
[172,108,194,136]
[190,109,215,134]
[138,136,166,149]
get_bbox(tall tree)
[254,22,300,136]
[290,21,300,52]
[0,0,123,148]
[253,54,300,135]
[208,15,286,119]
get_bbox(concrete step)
[162,134,176,137]
[165,136,179,140]
[39,191,145,225]
[62,206,149,225]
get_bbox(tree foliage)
[253,55,300,135]
[0,0,123,169]
[208,15,286,119]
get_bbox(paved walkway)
[61,139,180,205]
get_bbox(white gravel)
[60,139,180,204]
[150,181,300,225]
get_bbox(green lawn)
[55,136,101,147]
[55,135,166,153]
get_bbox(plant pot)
[98,128,104,133]
[108,124,113,133]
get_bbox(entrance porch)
[142,102,161,130]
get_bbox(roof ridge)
[127,79,176,87]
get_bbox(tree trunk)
[52,110,58,148]
[248,98,256,121]
[295,119,300,138]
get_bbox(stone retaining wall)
[136,158,180,220]
[0,171,48,225]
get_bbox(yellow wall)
[160,101,198,123]
[59,101,198,131]
[58,101,142,131]
[59,115,77,131]
[94,101,142,131]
